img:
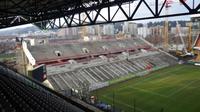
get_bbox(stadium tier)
[20,37,177,95]
[47,52,177,93]
[0,64,101,112]
[28,38,151,64]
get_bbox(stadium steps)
[88,68,104,81]
[108,64,122,76]
[123,61,137,72]
[70,71,86,86]
[145,59,156,67]
[71,71,84,84]
[83,69,99,82]
[128,60,143,71]
[72,71,91,85]
[118,61,133,73]
[137,60,147,69]
[102,65,120,78]
[130,63,141,72]
[134,61,145,70]
[94,67,110,80]
[116,62,130,74]
[77,70,95,84]
[91,67,108,81]
[46,52,177,93]
[160,54,177,65]
[112,63,128,75]
[146,58,159,66]
[99,66,115,79]
[66,73,80,88]
[50,75,66,91]
[58,73,72,89]
[123,61,136,72]
[60,73,77,89]
[47,77,61,91]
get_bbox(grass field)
[92,64,200,112]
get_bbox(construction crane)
[162,0,188,51]
[187,22,193,52]
[163,0,173,51]
[175,21,193,57]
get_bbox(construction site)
[0,0,200,112]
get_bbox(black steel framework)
[0,0,200,29]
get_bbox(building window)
[54,50,62,56]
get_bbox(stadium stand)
[47,51,177,93]
[20,37,177,96]
[28,38,151,65]
[0,63,102,112]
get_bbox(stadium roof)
[0,0,199,29]
[0,0,104,28]
[0,0,94,16]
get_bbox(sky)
[0,0,199,31]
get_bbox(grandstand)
[28,38,151,65]
[47,51,177,93]
[18,37,177,96]
[0,63,102,112]
[1,0,200,111]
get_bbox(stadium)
[15,35,200,112]
[1,0,200,112]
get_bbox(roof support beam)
[0,0,199,29]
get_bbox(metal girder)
[0,0,200,29]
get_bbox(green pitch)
[92,64,200,112]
